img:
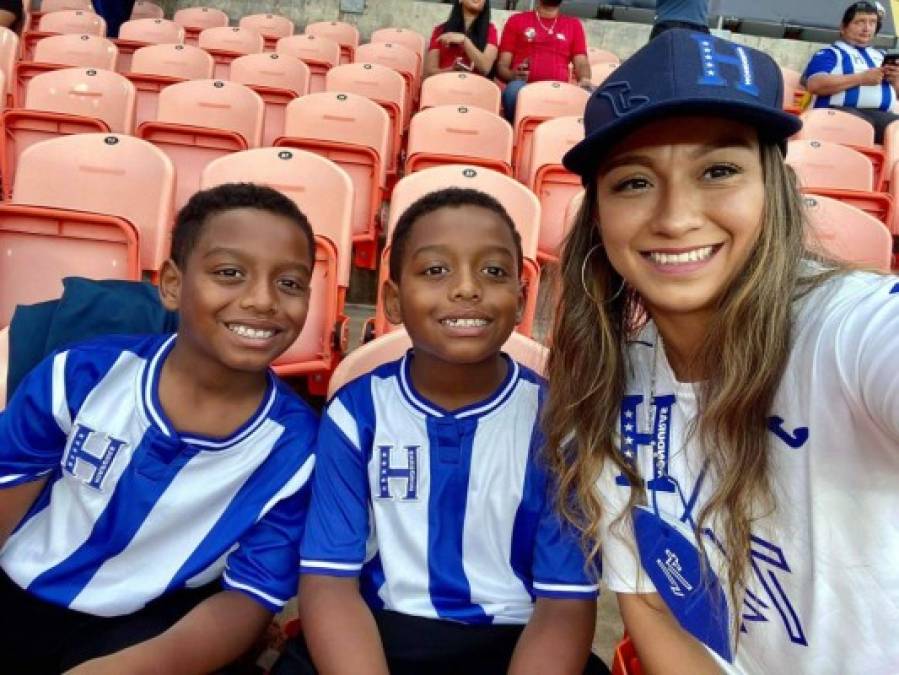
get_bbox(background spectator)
[650,0,710,40]
[424,0,498,78]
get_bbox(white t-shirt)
[597,271,899,674]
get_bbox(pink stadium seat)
[24,10,107,61]
[127,43,214,127]
[369,164,542,339]
[370,27,425,80]
[276,91,389,270]
[796,108,885,189]
[780,66,806,112]
[238,13,294,51]
[513,81,590,182]
[527,116,584,263]
[17,34,118,106]
[10,132,175,274]
[586,47,619,65]
[173,6,229,46]
[325,62,406,178]
[26,0,93,33]
[2,67,136,197]
[200,147,354,394]
[355,41,418,125]
[198,26,264,79]
[0,27,19,107]
[787,139,893,226]
[137,79,263,212]
[0,326,7,409]
[328,327,548,398]
[115,18,185,73]
[419,71,501,115]
[230,52,309,146]
[275,33,339,94]
[882,120,899,189]
[803,194,892,270]
[304,20,359,65]
[405,104,513,176]
[590,61,618,87]
[131,1,165,21]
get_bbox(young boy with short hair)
[278,188,605,675]
[0,183,319,674]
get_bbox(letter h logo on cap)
[691,33,759,97]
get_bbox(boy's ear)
[157,259,182,312]
[515,275,527,326]
[382,278,404,326]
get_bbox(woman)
[424,0,498,78]
[546,29,898,674]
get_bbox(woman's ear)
[157,259,182,312]
[383,279,404,326]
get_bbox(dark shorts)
[650,20,710,40]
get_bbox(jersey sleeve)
[428,23,443,51]
[487,23,499,47]
[498,14,518,54]
[802,48,837,85]
[222,453,315,612]
[299,394,371,577]
[569,19,587,57]
[0,351,71,487]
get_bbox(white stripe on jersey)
[222,569,288,607]
[259,454,315,518]
[301,559,364,572]
[533,581,600,593]
[51,351,72,434]
[328,397,361,450]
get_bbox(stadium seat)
[590,61,618,87]
[0,27,19,107]
[239,13,294,52]
[325,62,406,178]
[369,164,541,339]
[780,66,806,113]
[304,20,359,65]
[2,67,136,198]
[796,108,885,189]
[18,34,118,106]
[888,162,899,237]
[611,635,642,675]
[131,1,165,21]
[355,41,418,125]
[137,79,263,211]
[127,43,214,127]
[370,27,425,80]
[0,326,7,409]
[172,6,229,47]
[276,34,340,94]
[200,147,354,395]
[24,10,107,61]
[10,133,175,274]
[276,91,389,270]
[405,104,513,176]
[198,26,264,79]
[0,203,141,327]
[230,52,309,146]
[512,81,590,183]
[527,116,584,263]
[419,71,501,115]
[802,194,892,270]
[787,139,893,226]
[328,327,548,398]
[26,0,93,33]
[883,120,899,189]
[115,19,185,73]
[587,47,619,65]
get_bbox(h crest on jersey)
[63,423,128,490]
[616,394,677,493]
[376,444,420,501]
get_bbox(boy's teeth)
[442,318,488,328]
[649,245,714,266]
[228,324,275,339]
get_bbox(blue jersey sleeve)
[222,454,315,612]
[300,395,371,577]
[802,48,837,85]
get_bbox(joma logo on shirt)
[63,424,127,490]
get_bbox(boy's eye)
[422,264,449,276]
[213,267,243,280]
[277,277,308,294]
[483,265,509,278]
[702,163,740,180]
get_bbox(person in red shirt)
[424,0,499,78]
[497,0,592,120]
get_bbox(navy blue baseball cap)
[563,29,803,179]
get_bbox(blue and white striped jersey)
[300,353,598,625]
[803,40,897,111]
[0,334,317,617]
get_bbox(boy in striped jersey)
[279,188,606,675]
[0,183,319,674]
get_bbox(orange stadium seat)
[27,0,93,33]
[276,91,389,270]
[127,43,214,127]
[888,162,899,238]
[276,33,340,94]
[230,52,309,146]
[10,132,175,274]
[611,635,643,675]
[131,1,165,21]
[419,71,501,115]
[883,120,899,189]
[201,147,354,395]
[527,116,584,263]
[803,194,892,270]
[115,18,185,73]
[0,27,19,107]
[796,108,885,189]
[370,27,425,80]
[172,6,229,47]
[780,66,807,113]
[405,104,513,176]
[239,13,294,52]
[325,62,406,178]
[24,10,107,61]
[787,139,893,226]
[586,47,619,65]
[355,40,418,125]
[198,26,264,79]
[591,61,618,87]
[304,20,359,65]
[369,164,541,339]
[137,79,263,211]
[512,81,590,182]
[2,67,136,197]
[0,326,8,408]
[18,34,118,106]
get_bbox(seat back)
[230,52,309,144]
[118,18,185,45]
[370,27,424,76]
[304,21,359,65]
[33,33,118,69]
[787,139,874,191]
[25,66,136,132]
[12,132,175,273]
[587,47,619,65]
[803,194,892,270]
[130,42,213,79]
[173,6,229,30]
[37,9,106,36]
[406,104,512,175]
[198,25,264,79]
[797,108,876,147]
[275,34,340,93]
[238,13,294,50]
[419,71,501,115]
[131,1,165,21]
[40,0,93,12]
[780,66,805,109]
[591,61,618,87]
[354,41,417,123]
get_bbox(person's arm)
[805,68,884,96]
[497,50,526,83]
[0,477,47,547]
[65,591,272,675]
[508,597,596,675]
[459,35,498,75]
[298,574,389,675]
[424,48,453,78]
[572,53,592,88]
[883,63,899,96]
[618,592,723,675]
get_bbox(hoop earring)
[580,244,626,305]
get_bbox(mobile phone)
[883,50,899,66]
[454,57,474,72]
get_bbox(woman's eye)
[612,176,651,192]
[703,163,740,180]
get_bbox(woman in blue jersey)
[544,28,899,674]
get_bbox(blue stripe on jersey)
[836,46,860,107]
[509,425,545,600]
[360,552,386,611]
